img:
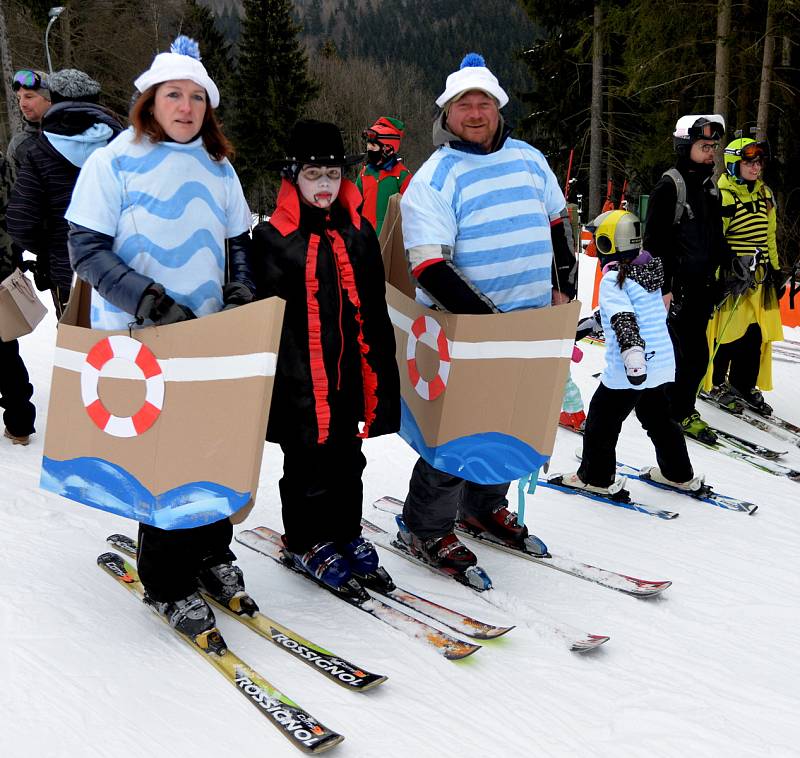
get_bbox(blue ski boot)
[340,536,395,593]
[290,541,369,602]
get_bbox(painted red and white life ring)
[80,335,164,438]
[406,315,451,401]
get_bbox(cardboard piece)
[379,195,580,484]
[0,268,48,341]
[41,287,285,529]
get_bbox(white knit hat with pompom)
[436,53,508,109]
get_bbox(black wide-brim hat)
[269,119,364,169]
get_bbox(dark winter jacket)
[7,101,123,290]
[252,178,400,447]
[7,119,40,173]
[0,152,19,280]
[643,156,729,313]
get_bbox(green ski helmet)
[724,137,770,179]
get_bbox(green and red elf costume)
[356,116,412,236]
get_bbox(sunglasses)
[12,69,44,91]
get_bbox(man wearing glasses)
[8,70,52,172]
[643,114,730,445]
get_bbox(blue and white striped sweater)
[66,128,251,329]
[401,138,565,312]
[599,269,675,390]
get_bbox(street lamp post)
[45,6,65,74]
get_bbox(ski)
[97,552,344,754]
[235,528,482,660]
[371,496,670,598]
[105,534,387,691]
[611,464,759,514]
[698,391,800,447]
[690,434,800,482]
[709,427,786,460]
[539,476,680,519]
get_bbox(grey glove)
[136,284,196,325]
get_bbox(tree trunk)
[589,2,603,219]
[0,0,23,139]
[63,6,72,68]
[756,0,775,141]
[713,0,731,175]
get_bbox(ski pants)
[137,517,236,603]
[578,382,693,487]
[712,322,762,393]
[667,298,714,422]
[0,337,36,437]
[279,436,366,554]
[403,457,510,540]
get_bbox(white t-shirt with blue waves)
[401,138,565,311]
[65,128,251,329]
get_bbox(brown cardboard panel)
[42,297,285,528]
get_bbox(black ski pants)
[712,322,762,394]
[578,382,693,487]
[403,457,510,540]
[137,517,236,603]
[667,298,714,422]
[0,337,36,437]
[279,436,366,554]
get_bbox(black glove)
[222,281,254,311]
[135,284,196,325]
[767,267,786,300]
[20,258,52,291]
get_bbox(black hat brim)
[267,153,365,171]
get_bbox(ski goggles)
[12,69,45,91]
[362,128,399,145]
[689,121,725,141]
[728,141,770,163]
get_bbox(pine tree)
[230,0,317,214]
[180,0,234,123]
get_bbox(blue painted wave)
[114,147,232,179]
[41,456,251,530]
[117,229,224,270]
[399,398,549,484]
[123,182,227,226]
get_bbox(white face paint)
[297,165,342,209]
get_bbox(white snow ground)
[3,259,800,758]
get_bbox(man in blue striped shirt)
[398,53,576,571]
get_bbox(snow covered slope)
[3,263,800,757]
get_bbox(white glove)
[621,346,647,386]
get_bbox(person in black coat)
[643,114,730,445]
[7,69,122,317]
[252,120,400,598]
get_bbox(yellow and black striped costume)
[704,174,783,391]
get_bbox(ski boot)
[640,466,709,495]
[145,591,220,641]
[741,388,773,416]
[556,472,630,500]
[340,536,395,593]
[559,410,587,432]
[397,527,478,572]
[4,428,30,446]
[709,383,745,414]
[289,541,370,603]
[681,412,717,444]
[458,503,548,556]
[198,562,259,616]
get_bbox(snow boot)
[709,384,745,414]
[741,388,773,416]
[559,410,586,432]
[398,529,477,572]
[557,472,629,498]
[291,541,353,592]
[640,466,707,493]
[198,562,259,616]
[4,428,30,446]
[681,412,717,444]
[340,536,395,593]
[146,591,217,638]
